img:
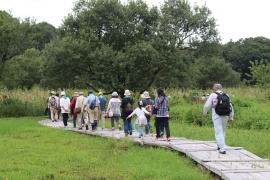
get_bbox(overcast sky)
[1,0,270,43]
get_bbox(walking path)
[39,120,270,180]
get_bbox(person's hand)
[228,119,234,123]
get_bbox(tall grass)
[1,86,270,130]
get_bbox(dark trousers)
[73,117,76,128]
[91,120,98,130]
[124,118,132,134]
[145,115,152,134]
[48,108,51,119]
[156,117,170,138]
[62,113,69,126]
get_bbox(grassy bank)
[0,117,212,180]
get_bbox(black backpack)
[215,92,231,116]
[90,97,97,110]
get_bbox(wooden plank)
[184,147,243,152]
[202,159,270,162]
[222,169,270,173]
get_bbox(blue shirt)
[98,95,107,112]
[85,94,100,107]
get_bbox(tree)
[2,49,42,89]
[222,37,270,80]
[194,57,240,89]
[41,0,220,92]
[0,11,56,80]
[248,60,270,86]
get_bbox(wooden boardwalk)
[40,120,270,180]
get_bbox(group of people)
[47,83,234,154]
[47,89,171,140]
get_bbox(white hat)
[50,91,56,95]
[141,91,150,99]
[60,91,66,96]
[124,90,131,96]
[112,91,118,97]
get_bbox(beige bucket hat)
[141,91,150,99]
[124,90,131,96]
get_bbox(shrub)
[185,106,211,126]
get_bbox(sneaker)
[155,137,160,141]
[167,137,171,141]
[217,146,220,150]
[129,132,132,135]
[219,149,226,154]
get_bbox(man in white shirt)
[203,84,234,154]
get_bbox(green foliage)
[41,0,220,92]
[223,37,270,80]
[0,96,43,117]
[194,57,240,89]
[185,106,211,126]
[248,60,270,86]
[2,49,42,89]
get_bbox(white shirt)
[60,97,71,113]
[203,90,234,120]
[127,107,150,119]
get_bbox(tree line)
[1,0,270,92]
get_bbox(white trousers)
[213,116,228,150]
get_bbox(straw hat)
[60,91,66,96]
[112,91,118,97]
[124,90,131,96]
[141,91,150,99]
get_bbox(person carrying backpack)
[98,91,107,130]
[84,91,101,131]
[48,91,58,122]
[75,92,86,130]
[121,90,134,136]
[203,83,234,154]
[107,92,122,131]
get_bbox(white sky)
[1,0,270,43]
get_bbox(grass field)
[0,117,212,180]
[1,87,270,179]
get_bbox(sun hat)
[50,91,56,95]
[124,90,131,96]
[73,92,79,97]
[112,91,118,97]
[60,91,66,96]
[141,91,150,99]
[79,92,84,95]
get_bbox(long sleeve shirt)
[203,91,234,120]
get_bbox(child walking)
[126,101,151,138]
